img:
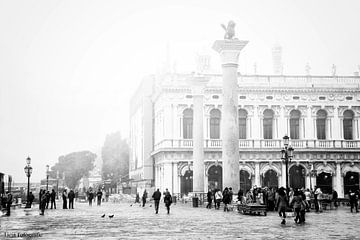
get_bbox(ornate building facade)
[130,73,360,198]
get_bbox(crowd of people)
[203,185,360,225]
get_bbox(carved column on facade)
[333,106,341,143]
[213,39,248,192]
[336,162,344,198]
[278,105,286,137]
[253,105,260,147]
[306,105,315,147]
[254,162,260,187]
[172,162,179,194]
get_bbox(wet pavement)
[1,200,359,239]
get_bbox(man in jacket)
[50,189,56,209]
[152,189,161,214]
[163,189,172,214]
[68,189,75,209]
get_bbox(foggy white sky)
[1,0,359,183]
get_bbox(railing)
[153,139,360,151]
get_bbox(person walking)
[28,191,35,208]
[45,191,50,209]
[135,193,140,204]
[152,188,161,214]
[290,190,303,224]
[62,189,68,209]
[276,187,288,225]
[206,189,212,209]
[314,186,322,212]
[40,190,47,215]
[5,191,13,216]
[222,187,231,212]
[332,189,338,208]
[142,190,148,207]
[214,189,223,210]
[88,189,94,206]
[97,189,103,206]
[164,189,172,214]
[349,189,359,213]
[304,189,311,212]
[39,189,43,210]
[68,189,75,209]
[50,189,56,209]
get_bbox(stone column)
[255,162,260,187]
[172,162,179,195]
[306,106,315,147]
[190,77,208,193]
[213,39,248,192]
[336,162,344,198]
[278,106,286,137]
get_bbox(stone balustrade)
[153,139,360,151]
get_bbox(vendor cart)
[237,203,267,216]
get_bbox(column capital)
[212,40,248,66]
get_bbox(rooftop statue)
[221,21,236,40]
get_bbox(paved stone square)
[1,201,359,239]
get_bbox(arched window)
[238,109,247,139]
[210,109,221,139]
[290,110,301,139]
[183,109,193,139]
[316,110,327,139]
[263,109,274,139]
[343,110,354,140]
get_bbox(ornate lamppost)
[56,170,59,199]
[280,135,294,201]
[24,156,33,208]
[46,165,50,191]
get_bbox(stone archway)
[344,172,359,195]
[239,170,252,192]
[263,170,278,188]
[208,165,222,190]
[180,170,193,195]
[316,172,332,194]
[289,165,306,189]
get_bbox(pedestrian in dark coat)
[40,190,47,215]
[88,190,94,206]
[142,190,148,207]
[68,189,75,209]
[164,189,172,214]
[50,189,56,209]
[28,192,35,207]
[45,191,50,209]
[222,187,231,212]
[5,192,13,216]
[349,189,359,213]
[276,187,288,225]
[97,189,103,206]
[62,189,68,209]
[152,189,161,214]
[206,189,212,209]
[332,189,338,208]
[39,189,43,209]
[135,193,140,203]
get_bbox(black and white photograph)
[1,0,360,239]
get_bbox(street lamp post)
[24,156,33,208]
[56,170,59,199]
[46,165,50,191]
[281,135,294,202]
